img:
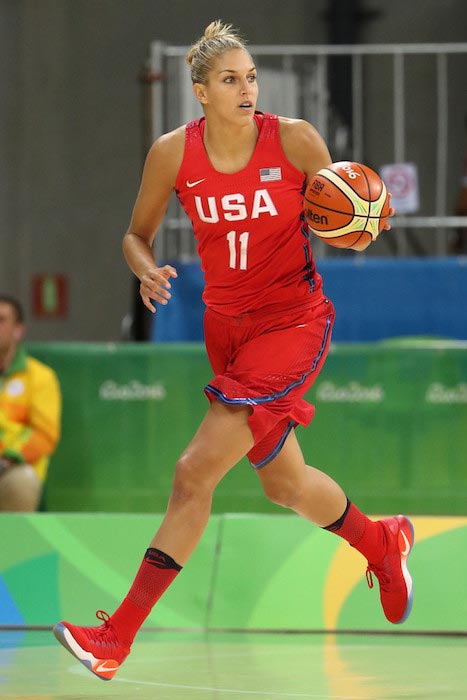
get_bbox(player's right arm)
[123,127,185,313]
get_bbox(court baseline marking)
[113,675,367,700]
[69,663,367,699]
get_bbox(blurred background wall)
[1,0,466,341]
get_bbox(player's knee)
[171,452,216,503]
[262,477,302,509]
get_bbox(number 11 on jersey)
[227,230,249,270]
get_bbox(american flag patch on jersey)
[260,167,282,182]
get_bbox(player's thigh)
[177,399,255,487]
[255,429,307,498]
[0,465,42,512]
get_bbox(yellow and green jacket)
[0,346,61,482]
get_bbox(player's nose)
[239,79,249,94]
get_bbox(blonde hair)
[186,20,248,84]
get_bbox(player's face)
[0,303,22,356]
[196,49,258,122]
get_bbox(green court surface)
[1,629,466,699]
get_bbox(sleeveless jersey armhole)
[266,115,307,182]
[174,119,204,192]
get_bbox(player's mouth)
[239,101,253,110]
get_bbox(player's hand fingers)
[148,266,177,290]
[139,267,177,311]
[383,207,396,231]
[382,195,395,231]
[141,294,157,314]
[140,283,169,313]
[160,264,178,280]
[141,270,173,297]
[140,280,171,304]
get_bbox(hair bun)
[203,20,238,41]
[186,20,247,82]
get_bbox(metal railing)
[147,41,467,260]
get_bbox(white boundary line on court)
[113,675,366,700]
[68,663,369,699]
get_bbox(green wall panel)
[1,514,467,633]
[0,514,219,629]
[27,340,467,515]
[338,524,467,631]
[208,515,340,629]
[4,552,60,625]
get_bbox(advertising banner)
[27,340,467,516]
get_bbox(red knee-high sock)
[110,548,182,645]
[323,499,385,562]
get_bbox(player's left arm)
[279,117,394,230]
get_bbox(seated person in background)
[0,294,61,511]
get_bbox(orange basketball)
[303,161,390,251]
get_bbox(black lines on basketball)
[303,161,389,252]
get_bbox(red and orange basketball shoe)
[366,515,414,624]
[53,610,130,680]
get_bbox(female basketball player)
[54,21,414,680]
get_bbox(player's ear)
[193,83,208,105]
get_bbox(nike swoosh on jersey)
[186,178,206,188]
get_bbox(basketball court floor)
[1,628,466,699]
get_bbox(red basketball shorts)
[203,296,335,468]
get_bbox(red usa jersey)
[174,112,323,315]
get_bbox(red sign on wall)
[32,275,68,318]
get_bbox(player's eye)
[248,74,257,82]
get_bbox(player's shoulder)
[278,116,324,146]
[149,125,186,160]
[278,116,332,178]
[143,124,187,182]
